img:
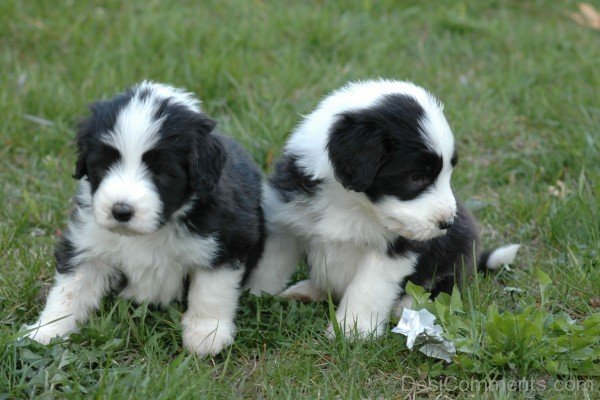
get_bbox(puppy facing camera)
[26,82,265,356]
[246,79,520,339]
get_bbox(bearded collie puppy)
[26,82,264,356]
[246,80,519,338]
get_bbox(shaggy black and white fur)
[246,80,519,338]
[26,81,264,356]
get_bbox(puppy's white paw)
[24,322,71,344]
[279,279,327,302]
[182,316,235,357]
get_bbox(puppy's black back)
[182,134,265,277]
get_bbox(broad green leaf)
[434,301,449,324]
[404,281,431,307]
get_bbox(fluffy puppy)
[26,81,264,356]
[246,80,519,338]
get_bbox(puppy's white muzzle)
[375,191,457,241]
[92,168,163,235]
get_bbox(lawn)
[1,0,599,398]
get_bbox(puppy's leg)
[25,262,112,344]
[327,253,416,339]
[245,232,301,295]
[182,266,243,357]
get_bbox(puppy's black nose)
[438,220,454,230]
[111,203,134,222]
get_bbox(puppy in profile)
[246,79,519,338]
[26,82,264,356]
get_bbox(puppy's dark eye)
[85,144,120,184]
[407,173,431,191]
[103,145,120,161]
[410,173,426,183]
[142,150,161,170]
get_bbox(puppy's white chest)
[118,260,188,306]
[72,214,219,306]
[114,230,218,306]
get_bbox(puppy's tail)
[478,244,521,272]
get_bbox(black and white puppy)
[246,80,519,338]
[26,81,264,356]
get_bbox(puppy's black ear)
[189,116,226,195]
[327,113,384,192]
[72,118,91,179]
[73,152,87,179]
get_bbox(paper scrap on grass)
[392,308,456,363]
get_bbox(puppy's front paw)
[23,322,71,344]
[181,315,235,357]
[279,279,326,302]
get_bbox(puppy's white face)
[75,81,221,236]
[321,81,458,241]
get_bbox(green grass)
[1,0,599,398]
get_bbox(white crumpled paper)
[392,308,456,363]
